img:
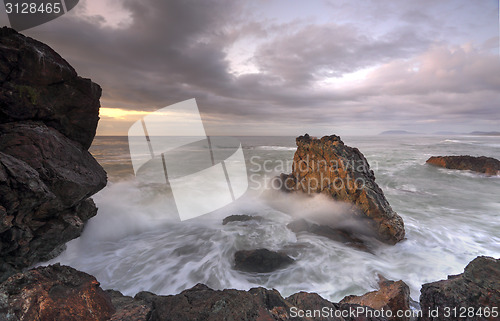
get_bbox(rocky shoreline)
[0,28,498,320]
[1,256,498,321]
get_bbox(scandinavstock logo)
[128,99,249,221]
[3,0,79,31]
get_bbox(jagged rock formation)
[426,155,500,176]
[0,27,106,281]
[341,275,411,321]
[280,134,405,244]
[419,256,499,321]
[0,264,115,321]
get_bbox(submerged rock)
[426,155,500,176]
[281,134,405,245]
[0,28,106,281]
[419,256,499,321]
[234,248,294,273]
[341,275,411,321]
[0,264,114,321]
[222,214,263,225]
[287,219,370,252]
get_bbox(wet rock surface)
[426,155,500,176]
[419,256,499,321]
[341,275,411,321]
[151,283,388,321]
[0,27,101,149]
[1,257,496,321]
[0,28,106,282]
[222,214,264,225]
[0,264,114,321]
[107,290,152,321]
[281,134,405,245]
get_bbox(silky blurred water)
[44,135,500,302]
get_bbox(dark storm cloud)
[23,0,500,135]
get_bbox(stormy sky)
[16,0,500,135]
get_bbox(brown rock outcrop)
[419,256,499,321]
[281,134,405,245]
[0,28,106,281]
[426,155,500,176]
[0,264,115,321]
[341,275,411,321]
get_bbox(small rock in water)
[234,248,294,273]
[222,214,263,225]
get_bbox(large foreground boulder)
[0,28,106,281]
[426,155,500,176]
[419,256,499,321]
[0,264,115,321]
[280,134,405,244]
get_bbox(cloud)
[22,0,500,135]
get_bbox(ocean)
[44,135,500,303]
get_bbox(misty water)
[43,135,500,302]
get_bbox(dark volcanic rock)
[419,256,500,321]
[234,248,294,273]
[0,27,102,149]
[106,290,152,321]
[0,122,106,207]
[0,264,115,321]
[341,275,411,321]
[287,219,370,252]
[222,214,263,225]
[281,134,405,245]
[426,155,500,176]
[0,28,106,281]
[152,283,388,321]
